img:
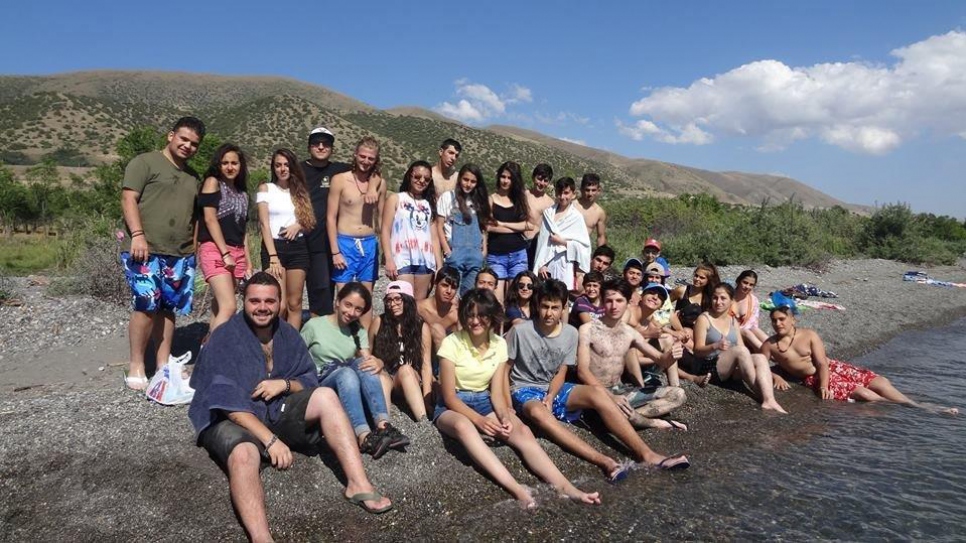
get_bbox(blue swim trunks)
[511,382,582,423]
[120,252,196,315]
[332,233,378,283]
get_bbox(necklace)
[776,327,797,354]
[352,172,370,195]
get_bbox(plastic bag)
[145,352,195,405]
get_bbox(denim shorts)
[486,248,528,280]
[511,383,582,423]
[433,389,494,421]
[121,252,195,315]
[398,264,433,275]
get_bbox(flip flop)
[697,373,712,388]
[656,454,691,471]
[345,491,393,514]
[607,460,634,484]
[124,375,148,391]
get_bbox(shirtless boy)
[578,279,689,431]
[417,266,461,350]
[508,279,689,477]
[432,138,461,194]
[524,164,555,269]
[575,173,607,247]
[327,137,385,327]
[763,307,958,414]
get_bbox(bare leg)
[379,373,394,417]
[412,274,433,301]
[394,365,427,420]
[568,385,670,465]
[304,388,391,512]
[501,412,600,505]
[360,281,374,330]
[127,310,153,387]
[284,269,306,330]
[435,411,534,507]
[226,443,273,543]
[153,310,175,370]
[208,274,238,332]
[520,400,620,478]
[864,377,959,414]
[750,354,787,413]
[495,280,506,305]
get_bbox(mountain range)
[0,70,860,210]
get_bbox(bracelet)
[283,379,291,395]
[332,252,341,256]
[131,231,144,238]
[268,253,278,258]
[265,434,278,450]
[221,251,230,257]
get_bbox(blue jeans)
[446,211,484,296]
[319,364,388,437]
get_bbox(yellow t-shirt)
[437,330,508,392]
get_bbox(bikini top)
[703,313,738,359]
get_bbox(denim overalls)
[445,206,484,296]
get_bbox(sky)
[2,1,965,217]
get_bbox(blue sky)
[2,1,965,217]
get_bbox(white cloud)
[623,30,966,154]
[559,137,586,146]
[435,80,533,123]
[536,111,591,126]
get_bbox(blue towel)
[188,312,318,440]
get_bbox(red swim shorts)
[803,359,878,401]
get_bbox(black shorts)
[198,389,322,469]
[261,238,310,271]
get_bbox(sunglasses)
[517,283,533,290]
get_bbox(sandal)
[345,491,393,514]
[124,375,148,391]
[359,432,391,460]
[378,423,410,450]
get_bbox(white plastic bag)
[145,352,195,405]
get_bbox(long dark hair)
[204,143,248,193]
[372,295,425,373]
[455,163,491,229]
[270,148,316,230]
[400,160,438,220]
[335,282,372,353]
[694,262,720,311]
[495,161,529,219]
[505,271,538,318]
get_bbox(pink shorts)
[199,241,247,281]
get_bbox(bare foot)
[697,373,712,388]
[512,486,536,510]
[761,400,788,414]
[560,486,601,505]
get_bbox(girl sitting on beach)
[731,270,769,351]
[504,271,539,329]
[689,283,787,413]
[369,281,434,421]
[434,288,600,508]
[671,262,720,312]
[762,306,958,414]
[301,283,411,459]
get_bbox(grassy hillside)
[0,70,850,207]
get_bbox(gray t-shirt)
[507,321,578,392]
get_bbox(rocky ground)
[1,259,965,541]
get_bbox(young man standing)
[120,116,205,390]
[302,127,350,317]
[327,137,385,327]
[524,164,555,269]
[532,177,591,291]
[578,279,688,431]
[507,280,690,477]
[431,138,461,194]
[189,272,392,541]
[574,173,607,247]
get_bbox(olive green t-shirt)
[122,151,200,256]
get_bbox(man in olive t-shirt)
[119,116,205,390]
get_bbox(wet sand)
[1,259,964,541]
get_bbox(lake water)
[646,318,966,541]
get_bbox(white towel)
[532,205,591,288]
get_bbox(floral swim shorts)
[120,252,196,315]
[803,359,878,401]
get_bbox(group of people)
[119,117,956,542]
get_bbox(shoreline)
[1,258,965,540]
